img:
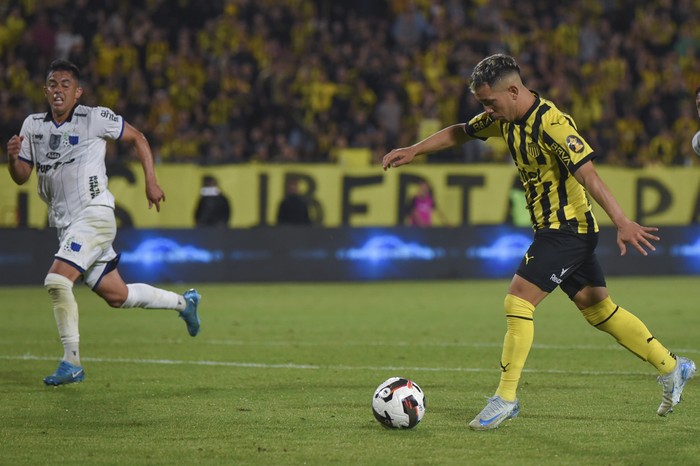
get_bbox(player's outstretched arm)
[120,122,165,212]
[7,135,33,185]
[382,124,470,170]
[574,161,659,256]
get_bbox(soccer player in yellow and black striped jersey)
[382,54,696,430]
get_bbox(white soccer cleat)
[657,356,696,416]
[469,395,520,430]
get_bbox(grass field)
[1,277,698,465]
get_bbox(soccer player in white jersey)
[6,59,202,386]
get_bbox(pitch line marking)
[2,339,697,355]
[206,340,700,355]
[0,354,667,376]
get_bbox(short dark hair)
[470,54,521,92]
[47,59,81,83]
[202,175,218,186]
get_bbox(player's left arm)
[120,122,165,212]
[573,161,659,256]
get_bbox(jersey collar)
[43,103,79,124]
[513,91,540,125]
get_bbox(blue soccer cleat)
[179,289,201,337]
[43,360,85,386]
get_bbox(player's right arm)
[382,124,471,170]
[7,134,33,185]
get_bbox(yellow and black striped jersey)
[465,93,598,233]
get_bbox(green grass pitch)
[1,277,698,465]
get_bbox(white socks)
[44,273,80,366]
[44,276,186,368]
[121,283,186,311]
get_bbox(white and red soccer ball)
[372,377,426,429]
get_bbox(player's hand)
[382,147,416,171]
[146,183,166,212]
[6,135,23,160]
[616,220,659,256]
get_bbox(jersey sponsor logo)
[518,167,542,185]
[100,109,119,122]
[550,141,572,165]
[470,116,493,133]
[49,134,61,150]
[32,134,43,141]
[550,273,563,284]
[89,175,100,199]
[46,151,61,159]
[36,158,76,173]
[566,135,584,153]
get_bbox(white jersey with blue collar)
[18,104,124,228]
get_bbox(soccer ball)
[692,130,700,156]
[372,377,426,429]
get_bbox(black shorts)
[515,226,606,300]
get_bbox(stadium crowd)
[1,0,699,166]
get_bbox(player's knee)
[105,296,126,308]
[581,296,617,327]
[99,289,127,308]
[94,280,129,308]
[44,273,74,294]
[504,294,535,319]
[44,273,76,307]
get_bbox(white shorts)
[55,205,118,289]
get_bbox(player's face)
[44,70,83,119]
[473,83,517,122]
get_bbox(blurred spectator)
[194,175,231,227]
[276,178,311,225]
[30,11,55,60]
[407,181,448,227]
[375,89,402,149]
[391,0,433,51]
[54,22,83,59]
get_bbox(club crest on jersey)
[69,135,79,145]
[566,135,584,153]
[49,134,61,150]
[527,143,542,160]
[62,236,82,254]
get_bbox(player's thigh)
[507,274,549,307]
[561,252,608,308]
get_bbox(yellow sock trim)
[581,297,676,375]
[495,294,535,401]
